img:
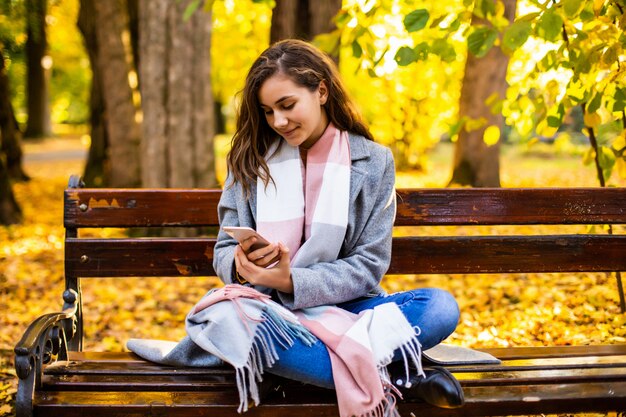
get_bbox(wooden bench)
[14,175,626,417]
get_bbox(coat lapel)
[348,133,370,205]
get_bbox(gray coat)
[213,133,396,310]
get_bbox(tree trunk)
[270,0,300,43]
[93,0,141,187]
[308,0,342,37]
[449,0,517,187]
[0,49,29,181]
[24,0,51,138]
[271,0,341,42]
[78,0,109,187]
[0,47,23,225]
[139,0,216,189]
[0,155,22,225]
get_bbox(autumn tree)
[93,0,141,187]
[323,2,467,170]
[0,47,23,225]
[0,50,28,181]
[24,0,51,138]
[139,1,216,189]
[77,0,108,187]
[449,0,517,187]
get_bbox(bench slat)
[44,355,626,378]
[33,382,626,417]
[395,188,626,225]
[65,188,626,228]
[66,235,626,277]
[439,381,626,416]
[65,189,222,228]
[43,359,626,386]
[390,235,626,274]
[42,366,626,389]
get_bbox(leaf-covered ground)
[1,138,625,416]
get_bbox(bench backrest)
[63,178,626,348]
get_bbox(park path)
[22,136,87,163]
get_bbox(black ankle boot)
[390,365,464,409]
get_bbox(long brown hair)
[227,39,373,196]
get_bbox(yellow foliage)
[583,111,602,128]
[483,125,500,146]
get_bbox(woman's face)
[258,73,329,149]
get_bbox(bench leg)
[14,290,77,417]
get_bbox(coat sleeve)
[212,178,244,285]
[277,146,396,309]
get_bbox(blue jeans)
[267,288,460,389]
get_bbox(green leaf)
[580,7,595,21]
[598,146,616,179]
[475,0,496,18]
[613,88,626,112]
[538,50,558,71]
[517,12,541,22]
[430,15,447,29]
[312,30,341,57]
[547,115,562,127]
[394,46,418,66]
[503,20,532,50]
[414,42,430,60]
[334,10,352,28]
[602,44,619,66]
[536,11,563,42]
[431,39,457,62]
[366,42,376,59]
[449,16,461,31]
[183,0,202,21]
[468,26,498,57]
[352,40,363,59]
[373,46,390,67]
[404,9,430,33]
[563,0,584,18]
[587,92,602,114]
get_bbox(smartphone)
[222,226,271,251]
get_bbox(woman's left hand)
[234,242,293,293]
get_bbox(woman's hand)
[238,235,281,267]
[234,242,293,293]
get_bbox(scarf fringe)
[347,388,401,417]
[395,327,425,388]
[235,305,316,413]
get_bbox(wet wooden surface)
[65,234,626,277]
[65,188,626,227]
[34,345,626,416]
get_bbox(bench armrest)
[13,289,78,417]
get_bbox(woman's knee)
[428,288,460,336]
[401,288,460,339]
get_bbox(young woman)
[212,39,464,411]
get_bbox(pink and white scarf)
[256,122,351,265]
[189,285,423,417]
[189,124,424,417]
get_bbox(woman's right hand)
[238,236,281,268]
[234,242,293,293]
